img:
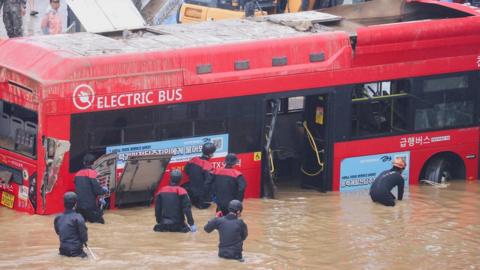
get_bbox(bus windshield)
[0,100,38,158]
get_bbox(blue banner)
[106,134,229,168]
[340,152,410,192]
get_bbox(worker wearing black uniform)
[54,192,88,258]
[206,153,247,216]
[184,142,216,209]
[154,169,197,233]
[75,154,108,224]
[369,157,406,207]
[204,200,248,261]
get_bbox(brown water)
[1,181,480,269]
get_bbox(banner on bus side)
[106,134,229,169]
[339,151,410,192]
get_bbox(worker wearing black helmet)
[206,153,247,217]
[204,200,248,261]
[154,169,196,233]
[184,142,216,209]
[74,154,108,224]
[54,192,89,258]
[369,157,406,207]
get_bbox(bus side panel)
[40,114,73,214]
[233,152,261,198]
[0,149,36,214]
[333,127,479,191]
[413,143,479,182]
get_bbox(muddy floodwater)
[1,181,480,269]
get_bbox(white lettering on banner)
[0,183,14,192]
[399,135,448,148]
[431,135,450,143]
[97,92,155,109]
[159,88,182,102]
[343,176,376,187]
[73,85,183,111]
[18,186,28,200]
[477,55,480,68]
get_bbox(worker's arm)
[91,179,106,196]
[184,162,192,176]
[204,218,219,233]
[240,220,248,241]
[204,171,215,198]
[236,174,247,201]
[77,216,88,244]
[54,215,60,235]
[181,194,195,226]
[397,177,405,200]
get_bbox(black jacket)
[54,210,88,252]
[74,168,105,210]
[185,156,213,196]
[206,167,247,210]
[369,169,405,200]
[204,213,248,259]
[155,185,194,226]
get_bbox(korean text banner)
[106,134,229,168]
[340,151,410,192]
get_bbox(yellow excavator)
[178,0,341,23]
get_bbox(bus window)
[228,97,262,153]
[70,96,263,172]
[414,73,475,130]
[351,80,411,138]
[0,100,37,158]
[288,96,304,111]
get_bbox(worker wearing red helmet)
[369,157,406,207]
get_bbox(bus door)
[263,93,331,197]
[301,95,328,191]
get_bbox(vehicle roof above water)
[18,11,341,57]
[0,0,478,88]
[13,0,478,57]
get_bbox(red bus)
[0,0,479,214]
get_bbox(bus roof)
[0,0,479,87]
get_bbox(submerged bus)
[0,0,479,214]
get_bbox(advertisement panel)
[106,134,229,168]
[340,151,410,192]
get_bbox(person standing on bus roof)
[206,153,247,217]
[369,157,406,207]
[41,0,62,35]
[54,192,88,258]
[204,200,248,262]
[75,154,108,224]
[153,169,197,233]
[3,0,26,38]
[184,142,216,209]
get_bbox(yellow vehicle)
[179,0,329,23]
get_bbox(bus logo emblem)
[73,84,95,110]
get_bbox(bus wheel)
[424,158,451,183]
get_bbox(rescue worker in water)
[75,154,108,224]
[54,192,88,258]
[369,157,406,207]
[153,169,197,233]
[206,153,247,217]
[184,142,216,209]
[204,200,248,261]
